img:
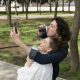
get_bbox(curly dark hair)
[51,17,71,48]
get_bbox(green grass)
[0,19,51,44]
[0,11,74,16]
[0,50,26,66]
[0,17,80,80]
[78,32,80,52]
[59,61,80,80]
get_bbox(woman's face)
[38,38,52,53]
[47,20,58,37]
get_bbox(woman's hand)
[25,57,33,67]
[37,26,47,39]
[37,31,43,37]
[10,27,21,45]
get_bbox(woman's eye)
[51,25,54,28]
[49,24,53,28]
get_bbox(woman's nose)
[48,26,52,31]
[48,25,51,30]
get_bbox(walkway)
[0,13,74,20]
[0,61,66,80]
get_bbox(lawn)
[0,18,80,80]
[0,11,74,16]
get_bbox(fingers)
[13,26,20,35]
[10,29,14,38]
[10,28,16,37]
[17,29,20,36]
[12,26,15,32]
[10,27,20,39]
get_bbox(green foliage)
[0,51,26,66]
[60,61,80,80]
[65,0,73,3]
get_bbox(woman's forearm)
[29,46,68,64]
[17,40,31,56]
[10,29,31,56]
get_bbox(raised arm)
[10,26,47,56]
[10,28,31,56]
[29,46,68,64]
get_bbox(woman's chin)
[37,47,41,51]
[47,33,52,37]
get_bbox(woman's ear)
[47,48,52,52]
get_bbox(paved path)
[0,60,66,80]
[0,13,74,20]
[0,61,19,80]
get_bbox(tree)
[70,0,80,72]
[31,0,48,14]
[31,0,48,4]
[25,0,30,19]
[48,0,52,13]
[68,0,71,12]
[39,0,42,15]
[18,0,25,12]
[62,0,64,11]
[54,0,58,17]
[22,0,25,12]
[14,0,18,15]
[7,0,12,26]
[36,0,39,12]
[66,0,73,12]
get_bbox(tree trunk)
[39,0,42,15]
[36,0,39,12]
[62,0,64,12]
[14,0,18,15]
[70,0,80,72]
[22,3,24,12]
[7,0,11,26]
[5,0,7,12]
[54,0,58,18]
[49,0,52,13]
[68,0,70,12]
[25,0,30,20]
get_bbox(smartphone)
[13,21,19,34]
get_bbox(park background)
[0,0,80,80]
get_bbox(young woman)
[10,17,70,80]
